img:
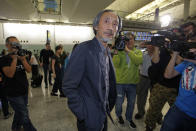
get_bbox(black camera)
[146,31,196,59]
[114,32,130,51]
[17,49,31,56]
[10,42,31,56]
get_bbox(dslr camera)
[10,42,31,56]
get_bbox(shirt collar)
[96,38,112,56]
[96,38,106,53]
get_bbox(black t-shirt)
[52,55,61,72]
[148,48,181,89]
[0,55,28,97]
[40,49,54,65]
[60,51,67,66]
[0,55,5,96]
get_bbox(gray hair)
[124,32,135,41]
[92,9,122,35]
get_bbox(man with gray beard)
[62,10,122,131]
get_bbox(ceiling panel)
[62,0,115,23]
[106,0,153,17]
[0,0,35,20]
[0,0,196,25]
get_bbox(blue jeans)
[8,95,36,131]
[161,105,196,131]
[115,84,136,121]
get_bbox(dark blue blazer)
[62,37,117,130]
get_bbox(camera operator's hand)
[18,56,26,62]
[189,48,196,54]
[125,44,131,53]
[52,73,56,78]
[172,51,180,55]
[17,55,32,73]
[10,54,18,60]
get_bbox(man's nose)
[107,22,114,30]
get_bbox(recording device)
[9,42,31,56]
[146,30,196,59]
[114,32,130,51]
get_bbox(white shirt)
[30,55,38,65]
[139,51,152,76]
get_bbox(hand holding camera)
[125,44,130,53]
[10,54,18,60]
[52,73,56,78]
[17,55,26,62]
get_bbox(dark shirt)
[0,55,28,97]
[39,49,54,65]
[60,51,67,66]
[148,48,181,89]
[52,55,61,72]
[0,55,5,97]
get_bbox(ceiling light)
[46,19,55,23]
[63,20,70,23]
[125,0,180,20]
[160,14,171,27]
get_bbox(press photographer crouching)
[0,36,36,131]
[161,30,196,130]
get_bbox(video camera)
[114,32,130,51]
[9,42,31,56]
[146,30,196,59]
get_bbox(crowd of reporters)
[0,9,196,131]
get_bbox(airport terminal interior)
[0,0,196,131]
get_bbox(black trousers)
[43,64,52,87]
[32,65,38,78]
[77,118,107,131]
[0,96,9,116]
[52,70,63,95]
[32,65,39,86]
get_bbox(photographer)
[161,31,196,131]
[113,32,143,129]
[145,40,182,131]
[161,49,196,131]
[0,36,36,131]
